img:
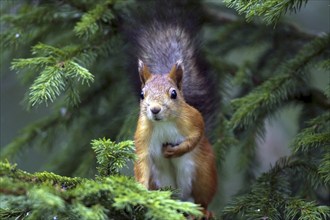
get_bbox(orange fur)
[134,115,152,188]
[134,61,217,217]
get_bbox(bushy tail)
[122,0,219,134]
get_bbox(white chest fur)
[148,121,195,202]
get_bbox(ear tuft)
[138,59,144,73]
[169,60,184,89]
[176,59,184,71]
[138,59,151,86]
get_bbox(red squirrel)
[134,59,217,217]
[127,1,219,218]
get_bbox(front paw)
[162,143,181,158]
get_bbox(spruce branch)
[31,43,67,57]
[285,198,330,220]
[292,132,329,153]
[223,0,309,25]
[28,66,66,106]
[103,176,202,220]
[204,2,317,41]
[230,35,330,131]
[0,159,202,220]
[291,113,330,153]
[0,3,81,49]
[290,113,330,185]
[222,157,329,219]
[319,151,330,185]
[317,59,330,71]
[1,4,67,26]
[236,125,261,170]
[74,1,114,38]
[0,75,115,166]
[11,43,94,107]
[213,115,239,168]
[91,139,135,176]
[28,187,66,219]
[0,161,82,187]
[71,203,108,220]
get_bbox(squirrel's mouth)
[153,116,162,121]
[149,114,163,121]
[146,111,164,121]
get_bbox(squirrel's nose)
[150,106,161,114]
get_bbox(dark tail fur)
[123,0,219,134]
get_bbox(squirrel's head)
[138,59,184,122]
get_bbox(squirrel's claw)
[162,143,183,158]
[162,144,176,158]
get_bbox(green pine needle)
[319,152,330,184]
[74,2,114,38]
[0,161,202,220]
[223,0,309,24]
[91,138,135,176]
[222,157,329,219]
[230,35,330,131]
[11,43,94,107]
[291,113,330,153]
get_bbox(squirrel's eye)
[140,91,144,100]
[170,89,177,99]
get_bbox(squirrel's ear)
[138,59,151,86]
[169,60,183,89]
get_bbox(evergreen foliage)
[222,157,330,219]
[1,0,329,219]
[0,151,202,220]
[230,35,330,134]
[92,139,135,176]
[11,43,95,107]
[223,0,309,24]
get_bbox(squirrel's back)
[124,0,219,132]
